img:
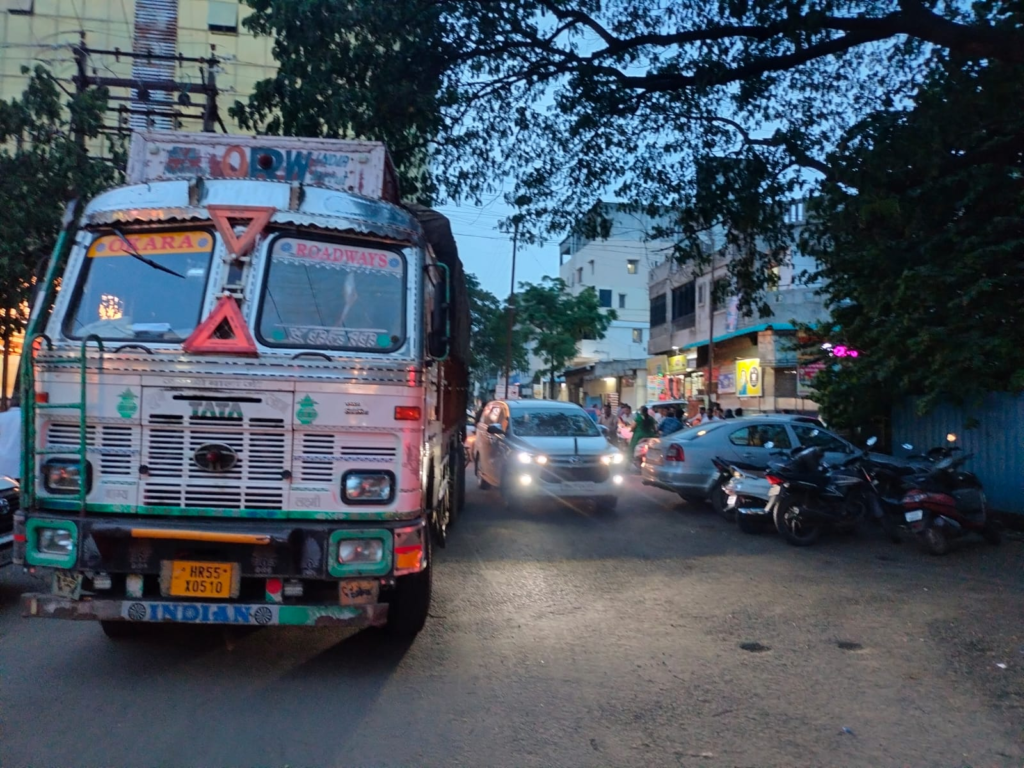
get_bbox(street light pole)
[503,219,519,399]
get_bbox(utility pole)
[503,219,519,400]
[706,230,716,410]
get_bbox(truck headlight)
[37,527,74,555]
[42,459,91,495]
[342,471,394,504]
[337,538,384,564]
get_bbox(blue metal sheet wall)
[892,394,1024,514]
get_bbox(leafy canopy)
[0,66,120,341]
[516,277,616,384]
[466,273,529,385]
[239,0,1024,310]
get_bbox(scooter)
[898,450,1000,555]
[712,456,774,534]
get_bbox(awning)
[682,322,795,350]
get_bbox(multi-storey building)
[646,201,826,415]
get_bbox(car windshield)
[257,235,406,351]
[65,230,214,341]
[510,408,601,437]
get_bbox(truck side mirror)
[426,262,450,360]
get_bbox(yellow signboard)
[88,231,214,257]
[736,358,762,398]
[667,354,688,375]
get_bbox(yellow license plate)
[168,561,235,599]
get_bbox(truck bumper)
[22,593,389,628]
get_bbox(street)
[2,477,1022,768]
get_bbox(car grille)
[539,459,609,484]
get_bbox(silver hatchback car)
[641,415,865,506]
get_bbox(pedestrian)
[0,393,22,480]
[692,405,707,425]
[600,403,618,441]
[617,403,633,442]
[724,408,735,419]
[734,407,744,418]
[652,406,665,427]
[628,405,658,458]
[713,406,725,420]
[659,406,684,436]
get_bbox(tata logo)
[194,443,239,472]
[190,400,243,419]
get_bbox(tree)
[0,66,120,400]
[466,273,529,388]
[238,0,1024,310]
[798,51,1024,426]
[516,277,616,395]
[231,0,454,202]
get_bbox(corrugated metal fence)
[892,394,1024,515]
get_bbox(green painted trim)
[278,605,365,626]
[35,501,419,522]
[682,322,796,350]
[25,518,78,569]
[328,528,393,577]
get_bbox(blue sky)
[437,201,554,299]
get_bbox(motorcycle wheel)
[921,526,949,556]
[711,482,733,522]
[981,520,1002,546]
[881,513,902,544]
[773,497,822,546]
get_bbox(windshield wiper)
[112,228,185,279]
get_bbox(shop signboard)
[797,361,825,397]
[666,354,688,376]
[736,358,762,398]
[717,370,736,394]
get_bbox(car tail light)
[766,474,784,485]
[665,445,685,462]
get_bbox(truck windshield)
[65,230,214,341]
[257,235,405,351]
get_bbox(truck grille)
[46,422,137,477]
[295,433,398,483]
[141,414,288,510]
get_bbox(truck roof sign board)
[127,131,400,202]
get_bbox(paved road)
[2,477,1022,767]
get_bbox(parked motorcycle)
[0,476,19,568]
[712,456,773,534]
[764,437,877,546]
[898,451,1000,555]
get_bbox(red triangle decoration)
[182,295,259,356]
[207,205,275,258]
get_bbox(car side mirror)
[486,423,504,435]
[598,424,609,435]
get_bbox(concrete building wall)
[0,0,277,132]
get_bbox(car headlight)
[337,538,384,564]
[37,527,74,555]
[601,452,624,465]
[42,459,91,495]
[518,452,548,465]
[342,471,394,504]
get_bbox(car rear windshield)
[674,422,729,441]
[510,409,600,437]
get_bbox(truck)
[14,131,469,638]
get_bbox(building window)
[576,267,583,284]
[650,293,667,326]
[697,283,706,306]
[208,0,239,34]
[5,0,33,13]
[627,259,639,275]
[618,293,626,309]
[632,328,643,344]
[598,289,613,308]
[589,259,595,274]
[672,281,696,320]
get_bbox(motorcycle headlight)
[342,471,394,504]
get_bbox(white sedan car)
[473,400,625,510]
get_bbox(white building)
[558,203,674,367]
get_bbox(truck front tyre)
[385,560,432,638]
